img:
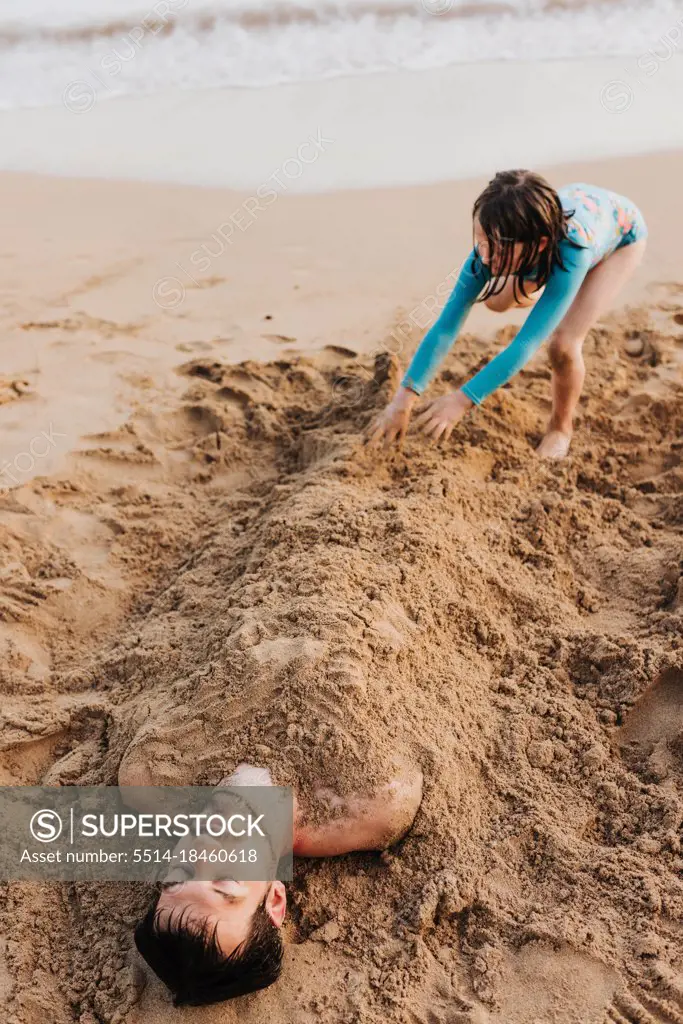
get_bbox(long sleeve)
[401,250,489,395]
[461,241,593,406]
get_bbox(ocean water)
[0,0,682,109]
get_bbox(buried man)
[132,762,423,1007]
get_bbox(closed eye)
[161,866,192,888]
[212,878,246,900]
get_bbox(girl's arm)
[460,242,594,405]
[401,250,489,396]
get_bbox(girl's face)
[473,217,547,277]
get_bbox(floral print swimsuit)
[560,182,648,268]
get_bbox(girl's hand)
[413,390,473,442]
[367,387,419,448]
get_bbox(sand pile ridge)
[0,304,682,1024]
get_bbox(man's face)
[156,876,287,956]
[153,779,288,956]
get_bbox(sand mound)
[0,306,682,1024]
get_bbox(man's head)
[134,879,286,1006]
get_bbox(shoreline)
[1,58,683,190]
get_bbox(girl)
[369,170,647,458]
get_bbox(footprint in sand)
[175,340,214,353]
[262,333,297,344]
[324,344,359,358]
[185,275,225,291]
[487,943,620,1024]
[0,378,33,404]
[619,667,683,786]
[0,579,48,622]
[606,970,683,1024]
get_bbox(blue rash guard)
[401,183,647,405]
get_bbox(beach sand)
[0,148,682,1023]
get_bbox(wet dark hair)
[472,169,579,302]
[134,891,283,1006]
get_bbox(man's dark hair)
[134,891,284,1006]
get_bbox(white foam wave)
[0,0,681,109]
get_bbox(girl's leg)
[484,275,543,312]
[537,238,646,459]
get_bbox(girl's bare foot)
[537,429,572,459]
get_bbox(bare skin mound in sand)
[0,302,681,1024]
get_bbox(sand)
[0,154,681,1023]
